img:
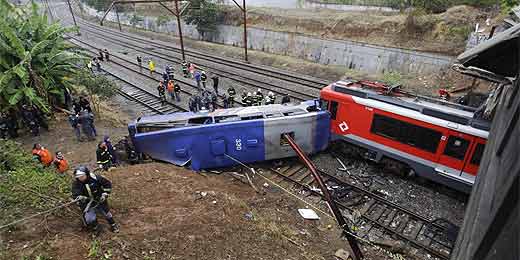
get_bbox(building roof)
[456,23,520,78]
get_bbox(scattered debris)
[263,182,269,188]
[334,249,351,260]
[298,209,320,220]
[244,212,254,220]
[211,200,217,204]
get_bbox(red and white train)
[320,80,490,193]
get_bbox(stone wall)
[85,5,453,75]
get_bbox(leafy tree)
[0,0,86,114]
[184,0,220,39]
[73,68,119,117]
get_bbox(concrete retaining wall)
[84,5,454,75]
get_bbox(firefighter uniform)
[96,142,113,171]
[72,166,118,233]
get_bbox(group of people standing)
[87,49,110,73]
[0,104,48,138]
[69,97,97,142]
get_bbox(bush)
[0,140,70,226]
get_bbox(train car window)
[214,115,240,123]
[241,115,264,120]
[330,101,339,120]
[443,136,470,160]
[320,99,329,111]
[470,143,485,165]
[371,114,403,141]
[371,114,441,153]
[188,117,213,125]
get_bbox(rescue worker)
[211,75,219,95]
[88,111,97,137]
[188,96,197,112]
[21,105,39,136]
[255,89,264,106]
[244,92,253,107]
[32,143,53,167]
[182,60,189,77]
[201,71,208,89]
[96,142,113,171]
[222,94,229,108]
[174,82,181,102]
[227,87,236,107]
[68,114,81,141]
[162,71,169,83]
[281,94,291,104]
[251,91,260,106]
[98,50,104,61]
[195,95,202,112]
[103,49,110,62]
[80,97,92,113]
[87,60,93,73]
[148,59,155,76]
[78,110,95,141]
[104,136,118,165]
[53,151,69,174]
[194,71,202,90]
[265,91,276,105]
[72,166,119,233]
[167,80,175,100]
[201,94,210,111]
[95,58,101,72]
[210,92,217,111]
[136,55,143,71]
[72,99,82,115]
[167,65,175,81]
[157,80,166,105]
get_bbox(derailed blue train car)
[128,101,330,170]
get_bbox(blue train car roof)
[134,101,322,127]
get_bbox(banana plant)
[0,0,86,113]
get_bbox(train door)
[462,140,486,176]
[437,130,475,177]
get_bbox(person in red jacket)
[32,143,53,167]
[53,151,69,174]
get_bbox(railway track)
[72,18,319,100]
[76,18,328,90]
[257,159,456,260]
[67,39,187,115]
[68,37,231,108]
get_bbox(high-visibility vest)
[167,81,174,92]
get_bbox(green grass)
[0,140,70,227]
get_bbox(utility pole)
[174,0,186,61]
[116,10,122,31]
[231,0,248,62]
[66,0,80,35]
[101,1,187,60]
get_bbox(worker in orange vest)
[32,143,53,167]
[53,151,69,174]
[167,80,175,100]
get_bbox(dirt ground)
[0,102,362,260]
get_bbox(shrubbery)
[0,140,70,226]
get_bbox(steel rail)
[75,23,314,101]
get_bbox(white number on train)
[235,139,242,151]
